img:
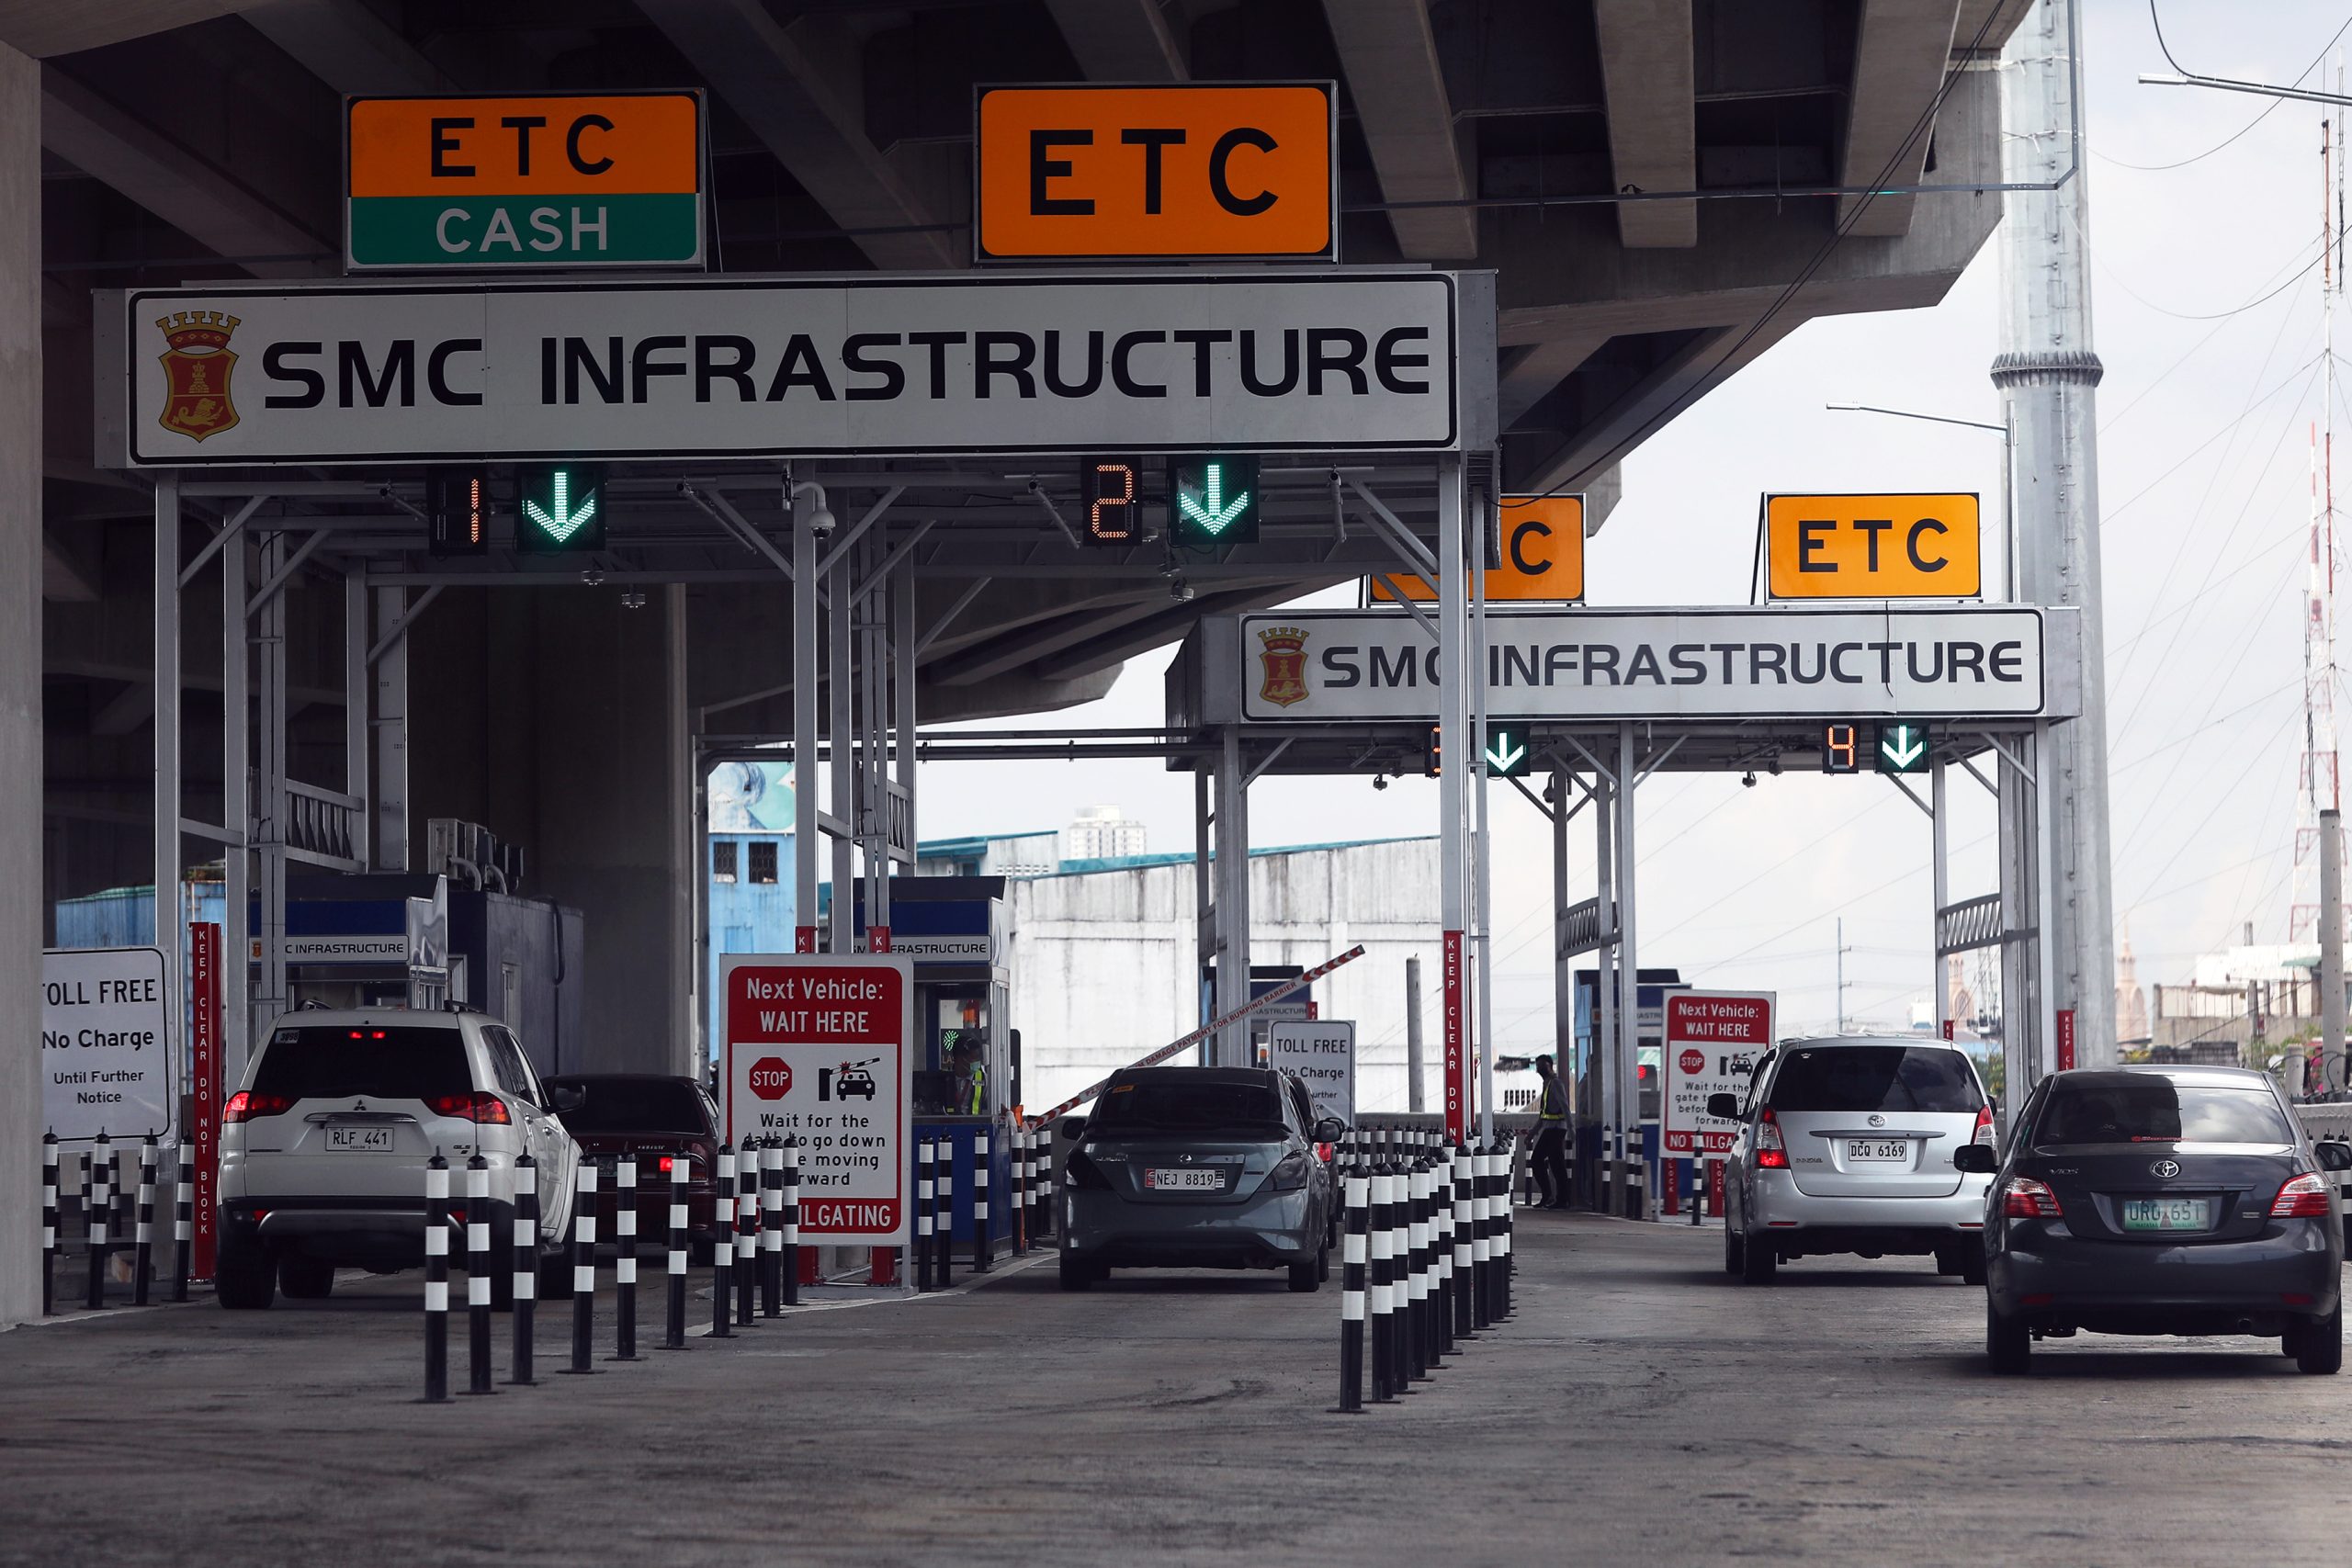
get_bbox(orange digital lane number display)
[1080,457,1141,545]
[1823,724,1860,774]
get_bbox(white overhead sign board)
[1268,1020,1354,1124]
[1238,607,2056,722]
[107,272,1474,467]
[43,948,174,1145]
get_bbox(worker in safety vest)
[1532,1053,1570,1208]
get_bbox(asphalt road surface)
[3,1214,2346,1566]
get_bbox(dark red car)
[544,1074,724,1262]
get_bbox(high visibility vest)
[1538,1077,1566,1121]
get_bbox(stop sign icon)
[749,1057,793,1100]
[1679,1048,1705,1077]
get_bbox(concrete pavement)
[3,1214,2347,1566]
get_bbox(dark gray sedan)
[1962,1065,2350,1374]
[1057,1066,1342,1292]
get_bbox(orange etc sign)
[975,84,1335,261]
[1764,492,1982,599]
[1371,495,1585,603]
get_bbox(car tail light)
[2003,1175,2063,1219]
[1316,1142,1336,1164]
[1972,1104,1996,1147]
[1756,1108,1789,1169]
[1267,1152,1311,1191]
[2271,1171,2335,1218]
[222,1090,292,1123]
[428,1091,513,1124]
[1063,1149,1112,1190]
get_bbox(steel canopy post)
[1551,771,1574,1122]
[829,534,854,956]
[1436,455,1467,1145]
[1214,727,1251,1068]
[2035,721,2059,1077]
[794,480,819,953]
[1616,723,1640,1217]
[1931,760,1949,1040]
[1594,767,1615,1205]
[1471,487,1497,1148]
[153,477,181,1032]
[222,521,249,1066]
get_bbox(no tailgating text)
[254,327,1434,410]
[1322,637,2032,689]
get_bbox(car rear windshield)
[1768,1046,1982,1114]
[2036,1079,2294,1145]
[250,1026,472,1102]
[1090,1078,1286,1134]
[550,1079,707,1135]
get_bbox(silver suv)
[216,1008,580,1308]
[1715,1035,1996,1284]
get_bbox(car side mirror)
[1313,1117,1347,1143]
[548,1085,584,1113]
[1058,1116,1086,1141]
[2317,1140,2352,1173]
[1705,1093,1741,1122]
[1951,1143,1998,1174]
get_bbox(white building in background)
[993,837,1442,1116]
[1060,805,1148,864]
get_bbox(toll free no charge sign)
[722,953,912,1247]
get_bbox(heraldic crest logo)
[156,310,242,442]
[1257,625,1310,708]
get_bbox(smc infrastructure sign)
[1238,606,2054,722]
[42,948,174,1144]
[722,953,912,1248]
[1662,991,1775,1156]
[107,271,1473,466]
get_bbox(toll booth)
[858,877,1014,1253]
[1572,967,1684,1207]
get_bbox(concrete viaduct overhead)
[6,0,2034,1324]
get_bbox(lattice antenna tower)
[2293,72,2346,942]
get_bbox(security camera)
[1373,774,1389,791]
[791,480,836,537]
[582,569,605,588]
[1741,771,1758,788]
[1170,576,1195,604]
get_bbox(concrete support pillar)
[1994,0,2115,1066]
[1615,724,1640,1193]
[1594,768,1616,1177]
[1405,954,1425,1113]
[793,495,819,953]
[1193,767,1213,1062]
[0,39,40,1328]
[663,583,692,1076]
[254,533,288,1032]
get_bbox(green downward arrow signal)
[1177,463,1252,536]
[1485,734,1527,774]
[1881,725,1925,768]
[525,470,598,544]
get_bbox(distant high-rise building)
[2115,923,2150,1050]
[1062,805,1147,863]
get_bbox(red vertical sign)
[795,925,817,954]
[868,925,891,953]
[1442,930,1464,1145]
[2055,1009,2076,1072]
[1940,1019,1955,1042]
[188,922,222,1280]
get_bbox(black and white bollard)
[612,1156,640,1360]
[916,1140,935,1292]
[760,1141,783,1317]
[972,1129,992,1273]
[781,1136,801,1308]
[1332,1161,1369,1414]
[735,1142,759,1327]
[926,1142,945,1288]
[708,1145,735,1339]
[1485,1143,1507,1324]
[1406,1150,1430,1381]
[1451,1142,1474,1340]
[172,1139,193,1305]
[1011,1125,1028,1257]
[464,1154,495,1394]
[566,1160,598,1374]
[1033,1125,1055,1241]
[662,1153,688,1350]
[423,1154,450,1403]
[85,1134,111,1311]
[1392,1154,1416,1391]
[1497,1138,1516,1318]
[133,1135,157,1307]
[1368,1162,1396,1402]
[40,1133,57,1316]
[510,1153,538,1385]
[1467,1142,1491,1332]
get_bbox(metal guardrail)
[1934,894,2007,957]
[282,780,362,872]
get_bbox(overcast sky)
[918,0,2348,1052]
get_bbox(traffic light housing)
[516,463,607,553]
[1080,456,1142,545]
[1425,725,1442,778]
[1483,725,1532,778]
[1169,455,1259,550]
[427,469,492,557]
[1874,721,1931,774]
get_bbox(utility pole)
[1405,954,1426,1113]
[1835,917,1848,1032]
[1993,0,2117,1073]
[2325,808,2345,1091]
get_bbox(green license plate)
[2121,1197,2211,1231]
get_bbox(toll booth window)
[748,841,778,885]
[712,840,737,883]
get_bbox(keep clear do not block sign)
[722,953,912,1248]
[1662,990,1776,1156]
